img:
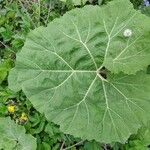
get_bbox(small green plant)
[8,0,150,147]
[0,117,37,149]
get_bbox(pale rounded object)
[123,29,132,37]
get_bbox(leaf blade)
[0,117,37,150]
[8,0,150,143]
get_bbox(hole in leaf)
[99,67,107,79]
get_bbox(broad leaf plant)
[8,0,150,144]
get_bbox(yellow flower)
[19,112,28,123]
[7,104,15,113]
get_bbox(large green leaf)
[8,0,150,143]
[0,117,37,150]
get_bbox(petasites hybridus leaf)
[8,0,150,143]
[0,117,37,150]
